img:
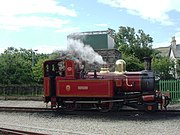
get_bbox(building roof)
[155,46,170,57]
[155,36,180,59]
[68,28,115,36]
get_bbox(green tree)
[176,59,180,79]
[0,47,49,84]
[0,47,33,84]
[115,26,154,62]
[32,52,49,84]
[32,58,47,84]
[152,56,175,80]
[122,54,144,71]
[49,50,60,60]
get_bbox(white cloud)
[98,0,180,25]
[0,0,77,31]
[0,16,69,31]
[0,25,21,31]
[94,23,108,27]
[0,0,77,17]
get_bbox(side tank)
[98,57,155,92]
[120,57,155,92]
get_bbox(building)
[156,36,180,78]
[67,28,115,49]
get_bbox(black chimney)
[143,57,152,70]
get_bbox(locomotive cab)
[43,59,85,106]
[43,60,61,105]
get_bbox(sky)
[0,0,180,54]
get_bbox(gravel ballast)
[0,100,179,135]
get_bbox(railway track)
[0,107,179,135]
[0,124,97,135]
[0,106,179,115]
[0,127,48,135]
[0,106,52,113]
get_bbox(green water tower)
[67,29,115,49]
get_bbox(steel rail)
[0,127,48,135]
[0,124,98,135]
[0,106,179,114]
[0,106,52,113]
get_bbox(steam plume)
[67,39,106,64]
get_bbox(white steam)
[67,39,106,64]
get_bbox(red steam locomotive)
[43,57,170,112]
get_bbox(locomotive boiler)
[43,57,170,112]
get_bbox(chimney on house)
[171,36,176,49]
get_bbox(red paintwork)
[65,60,75,79]
[56,77,114,98]
[44,77,50,96]
[87,72,142,92]
[121,75,141,92]
[142,95,155,101]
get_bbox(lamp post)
[32,49,38,67]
